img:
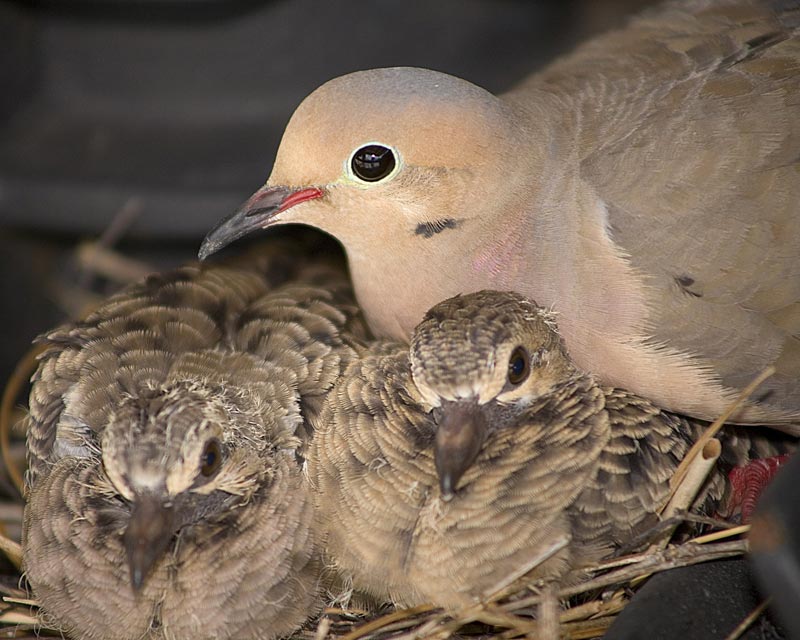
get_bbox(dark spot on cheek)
[675,274,702,298]
[415,218,461,239]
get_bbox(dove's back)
[506,0,800,426]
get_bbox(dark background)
[0,0,652,385]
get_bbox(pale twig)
[392,614,447,640]
[370,536,573,640]
[668,366,775,499]
[504,540,747,612]
[314,616,332,640]
[561,616,617,639]
[618,367,775,583]
[0,503,23,523]
[0,611,39,625]
[75,243,153,285]
[76,197,147,288]
[465,604,537,635]
[634,437,722,579]
[0,344,45,495]
[335,605,436,640]
[2,597,39,607]
[479,533,570,603]
[561,540,747,598]
[662,438,721,522]
[723,599,770,640]
[0,531,21,569]
[692,524,750,545]
[560,591,627,623]
[537,586,559,640]
[357,615,443,638]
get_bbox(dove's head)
[199,68,544,339]
[200,67,524,258]
[408,290,577,499]
[100,353,301,591]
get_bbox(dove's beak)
[199,185,324,260]
[434,402,488,502]
[124,494,176,592]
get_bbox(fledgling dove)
[22,248,367,640]
[200,0,800,428]
[309,290,793,610]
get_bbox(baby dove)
[23,249,365,640]
[310,290,791,609]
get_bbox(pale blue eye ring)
[347,142,401,184]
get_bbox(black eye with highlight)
[507,347,531,385]
[200,439,222,477]
[351,144,396,182]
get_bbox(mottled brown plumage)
[202,0,800,428]
[310,290,789,610]
[23,246,366,640]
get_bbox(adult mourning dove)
[22,246,366,640]
[200,0,800,428]
[309,290,793,610]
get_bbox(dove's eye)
[350,144,397,182]
[507,347,530,385]
[200,439,222,477]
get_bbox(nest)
[0,234,773,640]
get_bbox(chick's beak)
[434,403,488,501]
[124,493,176,592]
[199,184,324,260]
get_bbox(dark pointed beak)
[198,184,324,260]
[123,494,176,592]
[434,403,488,501]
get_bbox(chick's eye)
[507,347,530,385]
[351,144,396,182]
[200,440,222,477]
